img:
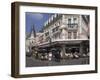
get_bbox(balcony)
[67,23,78,30]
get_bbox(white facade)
[42,14,89,43]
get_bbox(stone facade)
[42,14,89,43]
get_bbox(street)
[26,56,89,67]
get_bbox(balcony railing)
[67,23,78,30]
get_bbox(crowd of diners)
[26,46,89,62]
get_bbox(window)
[67,18,78,28]
[45,32,49,36]
[68,32,72,39]
[73,18,77,24]
[58,21,61,26]
[68,18,71,24]
[52,27,59,33]
[68,18,73,28]
[73,32,77,39]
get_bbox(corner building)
[38,14,89,58]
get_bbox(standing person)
[54,48,61,62]
[51,48,56,61]
[57,49,61,62]
[48,52,52,61]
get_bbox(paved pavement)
[26,56,89,67]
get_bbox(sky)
[26,12,89,33]
[26,12,54,33]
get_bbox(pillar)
[61,45,66,59]
[80,42,83,55]
[80,42,87,56]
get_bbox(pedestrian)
[48,52,52,61]
[54,49,61,62]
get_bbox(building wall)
[61,14,80,39]
[43,14,89,43]
[43,14,62,42]
[79,15,89,39]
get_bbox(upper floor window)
[68,32,72,39]
[58,21,61,26]
[68,18,71,24]
[67,17,78,28]
[52,26,59,33]
[73,32,77,39]
[73,18,77,24]
[45,32,49,36]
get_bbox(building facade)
[43,14,89,42]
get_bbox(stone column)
[79,42,83,55]
[60,26,67,40]
[80,42,87,56]
[60,45,66,59]
[61,29,66,39]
